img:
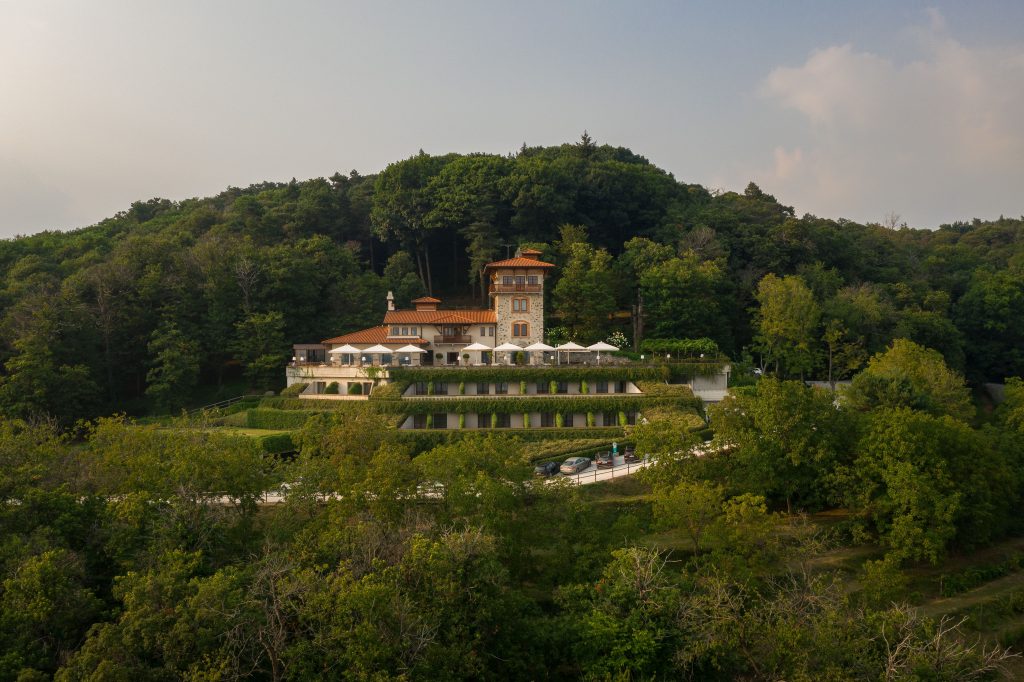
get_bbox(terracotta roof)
[483,256,555,270]
[411,296,441,303]
[383,309,497,324]
[322,326,428,345]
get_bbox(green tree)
[752,273,820,377]
[145,322,201,411]
[552,240,616,338]
[846,338,973,421]
[638,251,732,350]
[232,311,287,390]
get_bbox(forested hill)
[1,137,1022,421]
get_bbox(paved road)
[555,454,653,485]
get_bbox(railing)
[489,283,542,293]
[562,456,652,485]
[188,394,263,415]
[433,334,472,344]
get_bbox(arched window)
[512,321,529,337]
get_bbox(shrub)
[427,381,434,396]
[520,380,527,395]
[580,380,589,394]
[246,408,313,430]
[347,383,362,395]
[587,411,595,427]
[324,382,339,394]
[556,413,564,428]
[491,413,498,428]
[515,351,525,365]
[258,432,296,454]
[458,381,465,395]
[426,414,433,428]
[618,411,627,427]
[458,414,465,429]
[640,337,720,357]
[523,412,530,428]
[550,380,558,395]
[280,383,308,398]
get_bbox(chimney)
[386,291,395,311]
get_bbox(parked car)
[533,461,560,477]
[560,456,591,475]
[595,451,615,469]
[623,446,639,463]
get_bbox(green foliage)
[279,382,307,398]
[846,338,973,421]
[323,381,339,394]
[245,407,315,430]
[395,394,692,416]
[345,382,361,395]
[145,322,201,412]
[753,273,820,377]
[639,337,720,357]
[257,431,295,454]
[390,365,668,385]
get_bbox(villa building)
[286,247,730,425]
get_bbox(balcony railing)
[489,283,542,293]
[433,334,472,345]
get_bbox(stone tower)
[484,248,555,348]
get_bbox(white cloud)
[753,11,1024,226]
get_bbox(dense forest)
[1,135,1022,419]
[2,137,1024,679]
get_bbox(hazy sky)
[2,1,1023,237]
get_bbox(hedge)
[393,394,699,416]
[280,383,308,398]
[389,365,668,385]
[259,397,360,411]
[257,432,296,454]
[635,381,697,399]
[395,426,626,454]
[640,337,720,356]
[246,408,319,430]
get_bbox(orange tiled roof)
[383,309,497,324]
[483,256,555,270]
[322,326,428,345]
[411,296,442,303]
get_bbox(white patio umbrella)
[362,344,393,354]
[462,341,492,365]
[493,342,523,365]
[328,344,360,364]
[586,341,618,365]
[555,341,586,365]
[524,341,555,365]
[395,344,426,365]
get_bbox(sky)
[2,0,1023,237]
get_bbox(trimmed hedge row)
[397,426,627,453]
[640,337,720,356]
[259,397,362,411]
[246,408,320,430]
[389,365,669,385]
[634,381,697,399]
[392,395,694,416]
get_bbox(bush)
[369,382,404,401]
[324,382,339,395]
[258,432,296,454]
[556,413,564,428]
[640,337,720,357]
[280,383,307,398]
[246,408,315,430]
[581,380,589,394]
[347,383,362,395]
[458,414,465,429]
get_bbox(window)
[617,380,628,394]
[626,411,637,425]
[563,413,574,427]
[603,412,617,426]
[391,326,399,336]
[431,413,447,429]
[540,412,555,427]
[477,413,491,429]
[536,381,549,394]
[527,275,538,285]
[489,327,495,336]
[435,382,449,395]
[503,275,513,285]
[495,413,511,428]
[477,382,489,395]
[515,276,525,287]
[512,321,529,337]
[480,327,486,336]
[401,327,408,336]
[410,327,417,336]
[414,382,428,396]
[380,354,392,365]
[413,414,427,429]
[495,382,508,395]
[556,381,568,394]
[596,381,608,394]
[512,298,528,312]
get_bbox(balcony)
[489,283,542,293]
[433,334,472,345]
